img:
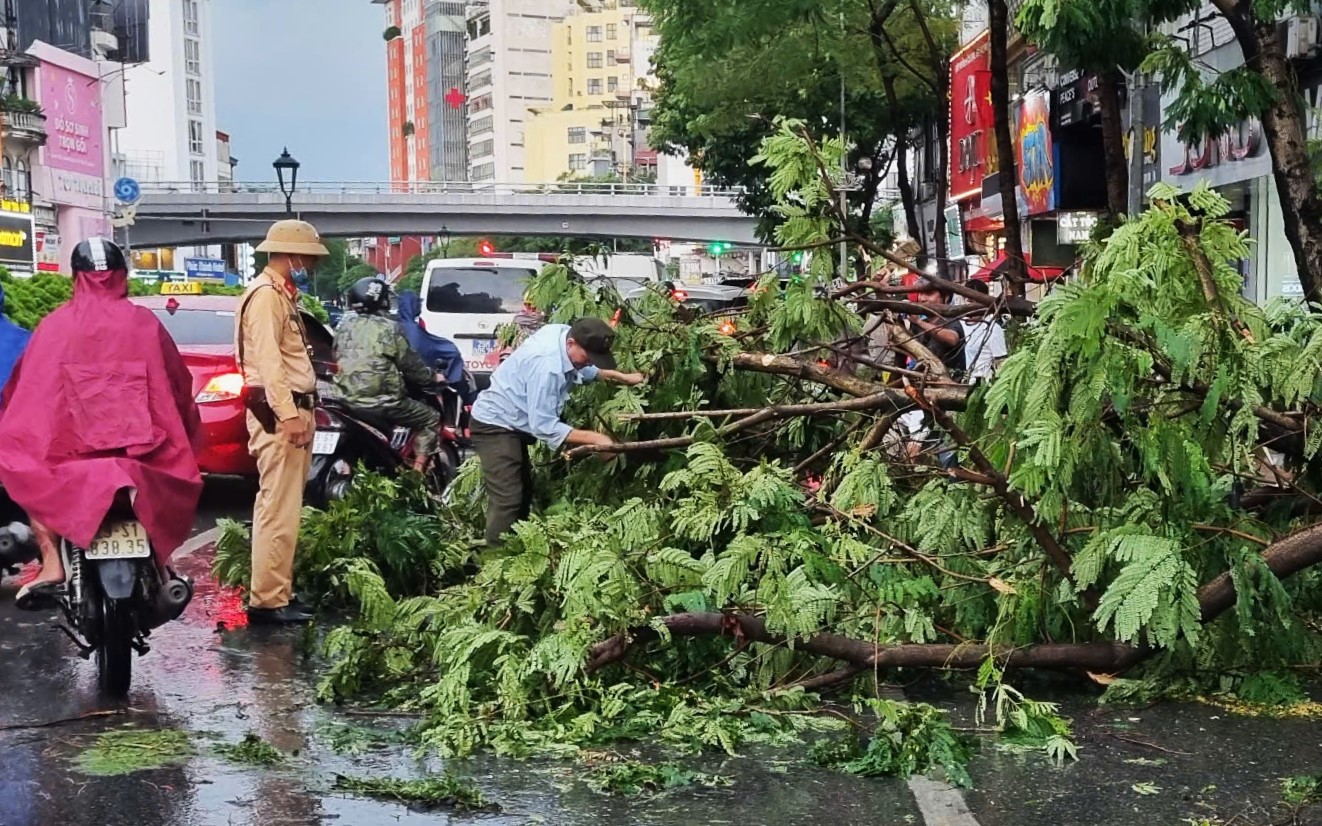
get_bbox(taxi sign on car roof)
[161,282,203,295]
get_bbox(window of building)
[606,49,616,64]
[587,52,603,69]
[471,138,494,158]
[2,157,11,197]
[472,161,495,180]
[469,70,492,90]
[587,78,603,95]
[470,115,493,135]
[183,0,199,34]
[188,120,205,155]
[586,26,602,42]
[190,160,206,191]
[184,38,201,75]
[469,94,492,112]
[607,76,619,92]
[606,23,617,40]
[568,126,587,144]
[469,48,492,67]
[13,160,27,200]
[569,153,588,172]
[186,78,202,115]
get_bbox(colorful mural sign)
[1015,89,1057,216]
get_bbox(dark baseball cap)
[569,317,617,370]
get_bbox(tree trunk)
[1213,3,1322,304]
[1097,69,1129,217]
[894,135,924,246]
[989,0,1027,294]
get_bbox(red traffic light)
[477,240,495,257]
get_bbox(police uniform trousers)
[247,409,313,609]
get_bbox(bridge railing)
[138,181,747,199]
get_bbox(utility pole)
[1127,15,1147,216]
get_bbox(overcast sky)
[212,0,388,183]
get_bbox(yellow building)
[525,1,656,183]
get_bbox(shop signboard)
[949,30,992,202]
[34,230,60,272]
[1054,70,1101,129]
[0,209,35,270]
[1015,89,1058,216]
[1057,211,1100,244]
[39,59,105,178]
[944,204,966,258]
[1159,40,1271,189]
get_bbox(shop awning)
[963,214,1004,233]
[972,250,1068,283]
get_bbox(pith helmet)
[256,219,329,256]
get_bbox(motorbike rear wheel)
[96,595,133,698]
[426,443,461,493]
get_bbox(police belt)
[244,386,318,434]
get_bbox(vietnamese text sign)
[184,257,227,279]
[40,59,105,178]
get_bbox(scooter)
[306,382,468,509]
[2,488,192,698]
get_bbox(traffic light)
[477,239,495,257]
[707,241,730,256]
[790,251,804,264]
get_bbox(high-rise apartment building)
[524,0,657,183]
[376,0,467,182]
[465,0,575,182]
[116,0,219,265]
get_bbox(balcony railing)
[0,109,47,146]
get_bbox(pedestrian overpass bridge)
[127,181,761,247]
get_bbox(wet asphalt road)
[0,482,1318,826]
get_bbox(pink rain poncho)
[0,264,203,559]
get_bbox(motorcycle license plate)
[312,431,341,455]
[86,522,151,560]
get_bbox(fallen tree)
[300,125,1322,777]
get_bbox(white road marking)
[908,776,981,826]
[172,527,221,561]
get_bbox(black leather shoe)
[246,605,314,625]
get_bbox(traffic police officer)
[236,219,327,624]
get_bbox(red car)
[132,295,336,477]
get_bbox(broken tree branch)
[587,518,1322,676]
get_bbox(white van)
[418,257,551,379]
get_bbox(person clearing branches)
[469,317,645,547]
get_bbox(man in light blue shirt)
[470,317,644,545]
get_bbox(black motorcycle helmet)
[347,276,391,314]
[71,237,128,274]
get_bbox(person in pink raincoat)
[0,238,202,607]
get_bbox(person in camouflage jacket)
[334,277,440,471]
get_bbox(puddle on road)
[0,545,1316,826]
[0,548,922,826]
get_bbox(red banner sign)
[949,31,992,202]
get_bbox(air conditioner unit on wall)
[1288,15,1319,59]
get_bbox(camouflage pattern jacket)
[333,311,436,408]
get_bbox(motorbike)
[306,380,469,509]
[0,487,191,698]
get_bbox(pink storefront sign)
[40,61,104,178]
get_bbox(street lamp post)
[273,147,300,215]
[440,225,451,257]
